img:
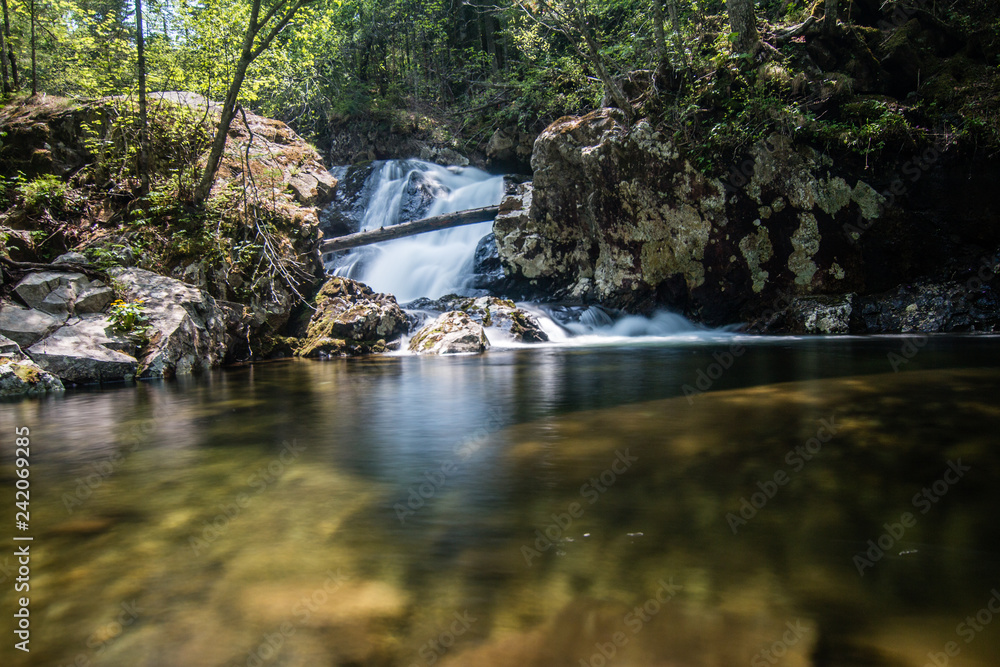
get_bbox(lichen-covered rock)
[298,277,408,357]
[494,108,1000,331]
[783,295,855,334]
[110,267,238,377]
[408,311,490,355]
[856,280,1000,333]
[0,358,65,396]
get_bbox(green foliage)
[17,174,70,213]
[108,298,150,333]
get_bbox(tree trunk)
[727,0,759,55]
[667,0,686,65]
[193,57,250,203]
[824,0,838,35]
[192,0,313,205]
[29,0,35,96]
[652,0,666,59]
[0,18,8,94]
[135,0,149,193]
[569,3,631,117]
[1,0,16,90]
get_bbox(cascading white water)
[325,159,736,343]
[328,160,503,303]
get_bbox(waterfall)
[323,159,736,343]
[325,160,503,303]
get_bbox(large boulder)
[13,270,113,315]
[27,315,139,384]
[0,300,68,347]
[110,267,238,377]
[0,358,65,397]
[298,277,408,357]
[493,108,1000,331]
[408,311,490,355]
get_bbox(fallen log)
[320,205,500,253]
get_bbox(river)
[3,337,1000,666]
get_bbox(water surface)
[3,337,1000,666]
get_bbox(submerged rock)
[298,277,408,357]
[408,311,490,355]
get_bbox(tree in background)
[726,0,758,55]
[193,0,318,204]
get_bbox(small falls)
[322,159,734,344]
[326,160,503,303]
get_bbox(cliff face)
[493,108,1000,332]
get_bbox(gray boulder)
[0,301,67,347]
[408,311,490,355]
[28,315,138,384]
[0,359,65,397]
[110,267,234,377]
[12,271,113,316]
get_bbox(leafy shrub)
[108,299,149,334]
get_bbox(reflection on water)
[3,338,1000,666]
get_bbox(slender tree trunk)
[1,0,16,90]
[193,0,314,204]
[0,19,8,94]
[726,0,759,55]
[652,0,666,59]
[665,0,686,66]
[135,0,149,193]
[194,58,250,203]
[565,0,631,117]
[29,0,35,96]
[824,0,838,35]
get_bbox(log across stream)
[320,205,500,253]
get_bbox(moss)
[12,363,42,384]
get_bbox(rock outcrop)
[111,267,241,377]
[493,108,1000,332]
[2,262,244,385]
[408,311,490,355]
[297,277,408,357]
